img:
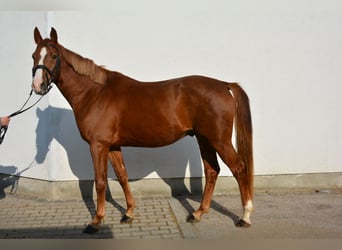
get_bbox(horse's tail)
[226,82,254,198]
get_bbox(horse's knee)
[95,179,107,193]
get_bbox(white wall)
[0,12,51,180]
[1,0,342,181]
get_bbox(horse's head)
[32,27,61,95]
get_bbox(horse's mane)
[61,46,108,84]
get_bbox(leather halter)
[32,43,61,93]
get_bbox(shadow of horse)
[35,106,239,224]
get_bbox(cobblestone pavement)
[0,190,341,239]
[0,195,182,239]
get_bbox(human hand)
[0,116,10,126]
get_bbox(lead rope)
[0,86,51,145]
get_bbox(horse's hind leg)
[108,148,136,223]
[215,142,254,227]
[189,136,220,222]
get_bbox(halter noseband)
[32,43,61,93]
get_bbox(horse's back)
[107,74,235,144]
[106,73,236,121]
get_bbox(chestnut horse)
[31,27,254,234]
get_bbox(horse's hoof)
[235,219,251,228]
[186,214,201,223]
[83,223,99,234]
[120,214,134,224]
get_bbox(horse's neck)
[57,61,101,112]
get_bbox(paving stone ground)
[0,189,341,239]
[0,195,182,239]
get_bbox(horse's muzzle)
[32,81,50,95]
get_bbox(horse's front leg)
[108,148,136,223]
[83,142,109,234]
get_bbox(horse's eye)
[52,54,57,59]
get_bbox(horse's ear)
[50,27,58,43]
[34,27,42,44]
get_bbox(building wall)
[1,1,341,182]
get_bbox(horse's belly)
[116,124,188,147]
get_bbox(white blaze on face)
[32,47,47,92]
